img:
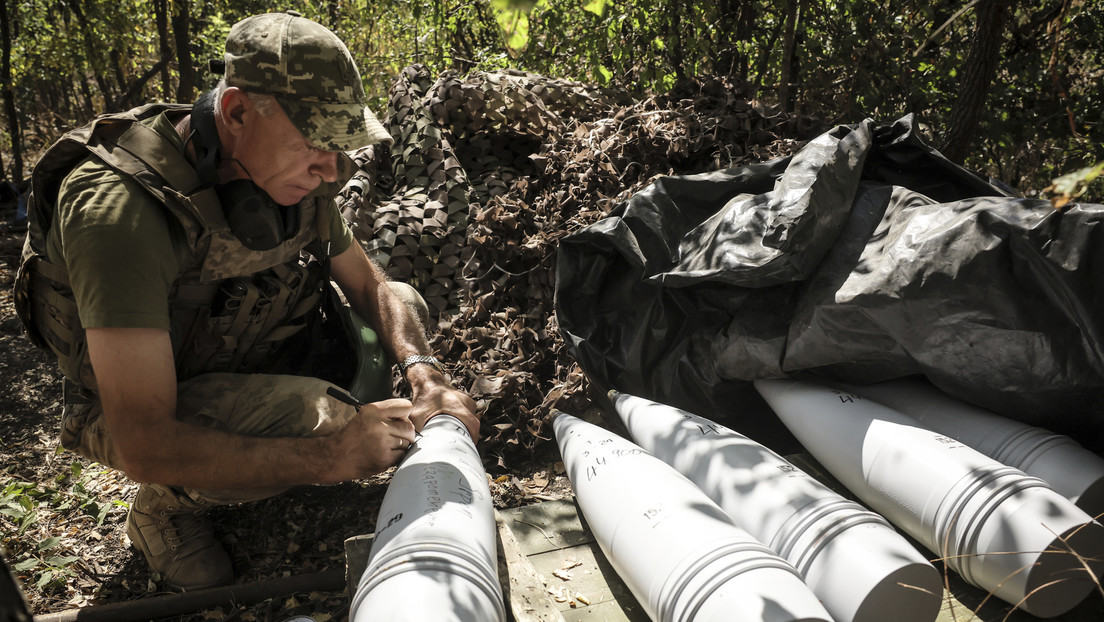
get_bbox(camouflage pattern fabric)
[338,65,622,318]
[223,11,390,150]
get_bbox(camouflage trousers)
[60,373,370,506]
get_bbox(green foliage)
[1046,163,1104,208]
[0,462,127,593]
[0,0,1101,198]
[489,0,538,57]
[1,481,40,536]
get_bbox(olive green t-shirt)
[47,111,354,331]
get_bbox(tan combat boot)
[126,483,233,590]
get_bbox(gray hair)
[214,79,279,117]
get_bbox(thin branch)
[914,0,984,57]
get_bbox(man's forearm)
[331,243,435,366]
[115,416,341,489]
[359,278,434,365]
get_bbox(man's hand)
[324,398,417,482]
[408,373,481,443]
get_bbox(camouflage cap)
[223,10,391,150]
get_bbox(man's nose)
[310,151,339,183]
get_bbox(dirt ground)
[0,199,575,620]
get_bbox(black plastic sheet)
[555,115,1104,450]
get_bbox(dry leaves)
[546,585,592,608]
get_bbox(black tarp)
[554,115,1104,451]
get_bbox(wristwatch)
[399,355,446,377]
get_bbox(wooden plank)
[495,509,567,622]
[502,499,595,555]
[561,598,648,622]
[342,533,375,595]
[528,540,646,621]
[499,500,648,621]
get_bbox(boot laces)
[160,507,212,552]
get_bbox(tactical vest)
[14,103,353,395]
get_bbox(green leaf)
[18,512,38,535]
[583,0,608,17]
[491,0,538,11]
[1,483,24,498]
[44,556,80,568]
[36,569,55,589]
[36,537,62,551]
[1050,163,1104,198]
[13,559,38,572]
[492,8,531,56]
[95,503,112,525]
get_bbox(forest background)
[0,0,1101,202]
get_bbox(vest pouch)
[175,279,259,377]
[13,254,49,351]
[17,255,99,392]
[238,266,312,369]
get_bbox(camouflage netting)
[337,64,819,468]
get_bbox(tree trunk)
[68,0,116,111]
[779,0,800,112]
[0,0,22,181]
[940,0,1011,164]
[173,0,195,102]
[733,0,756,82]
[110,48,127,93]
[327,0,340,27]
[667,0,686,82]
[752,17,786,98]
[1045,0,1078,136]
[78,76,96,115]
[154,0,172,99]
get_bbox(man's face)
[232,99,340,206]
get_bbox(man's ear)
[219,87,250,134]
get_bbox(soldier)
[14,11,479,590]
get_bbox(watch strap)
[399,354,446,376]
